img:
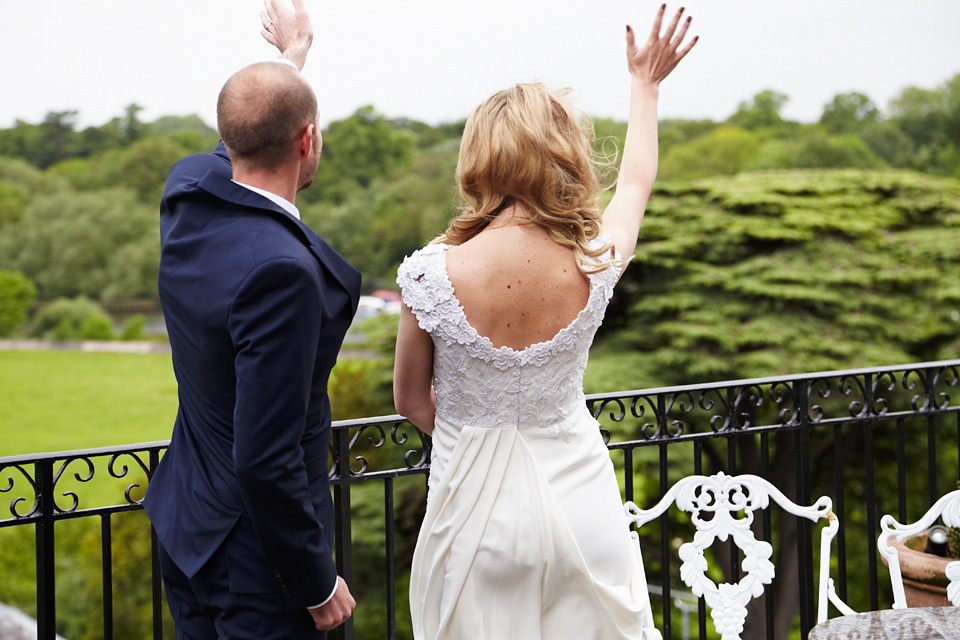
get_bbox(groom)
[144,1,360,637]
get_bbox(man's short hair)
[217,62,318,168]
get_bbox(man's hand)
[261,0,314,71]
[308,576,356,631]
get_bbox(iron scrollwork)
[108,452,152,504]
[0,463,39,519]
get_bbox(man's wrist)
[280,46,309,72]
[272,58,300,71]
[306,578,338,610]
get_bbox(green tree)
[658,126,761,181]
[150,113,218,138]
[76,119,126,157]
[36,110,81,168]
[0,181,30,227]
[728,89,789,130]
[0,111,82,168]
[657,118,720,155]
[860,120,915,167]
[0,155,68,196]
[0,119,42,162]
[120,103,149,144]
[0,188,155,298]
[886,75,960,175]
[819,92,881,134]
[0,270,36,336]
[304,106,414,204]
[789,132,882,169]
[113,136,187,202]
[590,168,960,389]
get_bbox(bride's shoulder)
[397,242,451,290]
[398,243,448,276]
[396,243,455,323]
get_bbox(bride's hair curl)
[436,83,619,273]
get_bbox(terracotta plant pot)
[881,529,953,607]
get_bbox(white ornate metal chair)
[878,489,960,609]
[624,472,854,640]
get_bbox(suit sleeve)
[227,256,337,609]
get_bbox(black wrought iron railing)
[1,359,958,640]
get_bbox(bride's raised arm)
[602,4,697,262]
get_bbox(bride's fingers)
[677,34,699,59]
[626,23,636,49]
[648,3,666,41]
[660,6,685,45]
[672,15,692,50]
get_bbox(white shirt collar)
[232,180,301,220]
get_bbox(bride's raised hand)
[626,4,697,86]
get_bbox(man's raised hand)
[261,0,314,71]
[626,4,697,87]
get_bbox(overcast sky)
[3,0,958,131]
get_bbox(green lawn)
[0,350,179,457]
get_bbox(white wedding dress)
[397,238,649,640]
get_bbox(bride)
[393,5,696,639]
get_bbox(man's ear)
[299,124,314,157]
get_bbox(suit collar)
[198,171,361,313]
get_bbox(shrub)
[31,297,115,340]
[0,269,36,337]
[120,314,146,340]
[79,313,115,340]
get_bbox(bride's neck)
[488,205,534,230]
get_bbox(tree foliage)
[0,269,36,337]
[304,105,416,204]
[819,92,881,134]
[589,169,960,391]
[29,297,116,340]
[0,188,157,299]
[728,89,789,130]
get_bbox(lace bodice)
[397,237,620,441]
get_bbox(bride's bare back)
[445,222,590,351]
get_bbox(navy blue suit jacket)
[144,143,360,609]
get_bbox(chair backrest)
[878,489,960,609]
[624,472,851,640]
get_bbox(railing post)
[333,426,354,640]
[35,458,55,640]
[149,449,164,640]
[101,515,114,640]
[794,378,814,638]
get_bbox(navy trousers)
[158,518,326,640]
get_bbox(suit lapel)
[198,171,361,313]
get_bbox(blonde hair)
[437,83,618,273]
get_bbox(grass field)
[0,350,179,457]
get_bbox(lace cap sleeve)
[396,244,451,333]
[585,234,622,301]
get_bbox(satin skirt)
[410,409,648,639]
